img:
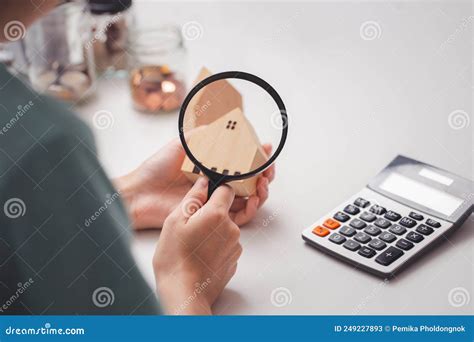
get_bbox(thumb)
[177,177,209,221]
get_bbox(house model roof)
[183,108,267,175]
[183,67,243,130]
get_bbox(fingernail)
[255,197,260,207]
[196,177,208,187]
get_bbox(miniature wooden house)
[181,108,267,196]
[183,67,243,130]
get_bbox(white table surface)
[75,1,473,315]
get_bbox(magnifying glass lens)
[180,74,287,197]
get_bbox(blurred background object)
[25,1,96,103]
[0,43,14,68]
[128,25,187,113]
[87,0,134,77]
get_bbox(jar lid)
[87,0,132,14]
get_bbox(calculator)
[302,155,473,278]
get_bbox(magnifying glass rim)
[178,71,288,183]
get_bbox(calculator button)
[409,212,424,221]
[399,217,416,228]
[343,204,360,215]
[312,226,330,237]
[349,219,367,230]
[379,232,396,243]
[426,218,441,228]
[416,224,434,236]
[329,233,346,244]
[364,225,381,236]
[375,246,404,266]
[323,218,341,230]
[384,210,401,221]
[333,211,350,222]
[389,224,407,235]
[354,197,370,208]
[358,246,376,258]
[360,212,376,222]
[370,204,386,215]
[343,240,361,251]
[354,232,371,244]
[406,232,424,243]
[340,225,356,237]
[374,218,391,229]
[368,239,387,250]
[396,239,414,251]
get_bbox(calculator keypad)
[384,210,401,221]
[333,211,350,222]
[354,197,370,208]
[370,204,387,215]
[349,219,367,230]
[329,233,346,244]
[343,240,361,251]
[374,218,391,229]
[305,193,450,276]
[409,212,424,221]
[426,218,441,228]
[360,212,376,222]
[396,239,414,251]
[416,224,434,235]
[375,247,404,266]
[358,247,376,258]
[323,218,340,230]
[399,217,416,228]
[406,232,424,243]
[339,226,356,237]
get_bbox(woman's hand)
[153,178,241,314]
[114,138,275,230]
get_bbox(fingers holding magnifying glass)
[262,143,275,183]
[230,176,270,226]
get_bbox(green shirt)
[0,64,161,314]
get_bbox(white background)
[75,1,473,314]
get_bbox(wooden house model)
[183,67,243,130]
[181,108,267,196]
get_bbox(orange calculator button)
[323,218,340,230]
[312,226,330,237]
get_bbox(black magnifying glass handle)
[206,177,222,200]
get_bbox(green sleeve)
[0,124,161,315]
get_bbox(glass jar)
[128,26,187,114]
[25,2,96,103]
[87,0,134,77]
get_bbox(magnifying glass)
[178,71,288,199]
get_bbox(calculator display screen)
[379,172,464,216]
